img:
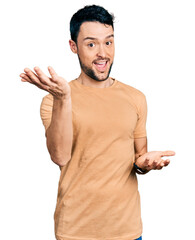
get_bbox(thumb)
[161,150,176,157]
[48,66,58,81]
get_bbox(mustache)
[93,58,110,63]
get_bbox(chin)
[94,69,110,79]
[95,73,110,81]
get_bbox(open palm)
[135,150,175,171]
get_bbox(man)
[20,5,175,240]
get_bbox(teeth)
[95,61,107,65]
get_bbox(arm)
[133,95,175,173]
[20,66,73,167]
[134,137,148,162]
[134,137,149,174]
[134,136,175,174]
[46,96,73,167]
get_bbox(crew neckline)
[73,77,118,90]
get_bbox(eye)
[106,41,112,46]
[88,43,95,47]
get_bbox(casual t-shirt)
[40,78,147,240]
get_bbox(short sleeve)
[40,93,53,134]
[133,93,147,138]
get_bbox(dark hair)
[70,5,115,44]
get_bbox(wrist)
[53,94,71,102]
[53,92,71,101]
[134,155,150,174]
[133,162,148,174]
[53,95,72,112]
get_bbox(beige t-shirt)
[40,78,147,240]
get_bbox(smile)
[93,61,108,72]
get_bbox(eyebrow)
[83,34,114,41]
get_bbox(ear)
[69,39,78,54]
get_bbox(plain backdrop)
[0,0,195,239]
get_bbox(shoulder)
[116,80,146,101]
[68,79,77,89]
[40,93,53,109]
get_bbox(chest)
[71,91,138,138]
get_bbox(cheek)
[80,50,95,64]
[110,46,115,56]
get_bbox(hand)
[20,66,71,100]
[135,150,175,172]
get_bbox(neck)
[77,72,114,88]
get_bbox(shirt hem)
[55,230,142,240]
[134,134,147,138]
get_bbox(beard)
[77,54,113,82]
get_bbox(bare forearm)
[20,66,73,167]
[46,96,73,167]
[134,137,148,174]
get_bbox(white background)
[0,0,195,239]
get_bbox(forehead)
[78,21,114,40]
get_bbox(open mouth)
[93,61,108,72]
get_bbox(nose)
[97,44,106,58]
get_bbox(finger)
[24,68,41,85]
[20,74,30,82]
[23,69,48,90]
[160,161,165,167]
[156,160,164,170]
[21,76,45,90]
[143,158,150,170]
[20,73,33,83]
[48,66,59,82]
[21,77,32,83]
[163,159,170,167]
[152,160,158,169]
[33,66,51,85]
[161,150,175,157]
